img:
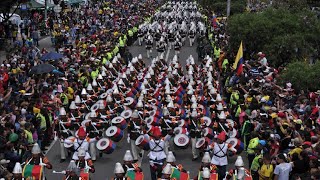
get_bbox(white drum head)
[174,134,189,147]
[105,126,118,137]
[96,138,110,150]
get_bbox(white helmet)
[202,152,211,163]
[166,151,176,163]
[202,167,210,178]
[235,156,244,167]
[123,150,133,162]
[162,163,172,175]
[13,162,22,174]
[32,143,41,154]
[114,162,125,174]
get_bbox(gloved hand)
[40,163,47,167]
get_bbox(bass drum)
[174,134,190,149]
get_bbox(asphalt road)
[44,39,249,180]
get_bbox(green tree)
[199,0,246,16]
[279,61,320,91]
[227,8,320,67]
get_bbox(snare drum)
[121,109,132,120]
[226,137,244,154]
[173,127,187,134]
[195,137,206,149]
[174,134,190,149]
[135,135,150,151]
[96,138,116,154]
[112,116,127,130]
[105,126,124,142]
[63,136,75,149]
[124,97,135,107]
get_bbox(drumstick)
[219,122,227,133]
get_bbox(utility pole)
[45,0,48,20]
[227,0,231,17]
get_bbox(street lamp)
[227,0,231,17]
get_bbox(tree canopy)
[199,0,246,16]
[227,7,320,67]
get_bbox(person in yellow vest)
[107,51,113,62]
[127,28,134,46]
[23,122,34,144]
[250,145,263,179]
[90,68,99,80]
[214,46,220,60]
[60,89,69,107]
[247,132,259,168]
[119,37,125,56]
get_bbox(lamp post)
[44,0,48,20]
[227,0,231,17]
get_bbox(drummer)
[63,126,98,160]
[209,131,237,180]
[148,127,168,180]
[189,109,202,161]
[74,147,95,173]
[63,160,80,180]
[159,164,172,180]
[25,143,52,169]
[112,162,127,180]
[194,152,217,179]
[127,110,144,162]
[12,162,23,180]
[226,156,252,180]
[122,150,142,174]
[164,151,188,175]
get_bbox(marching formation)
[50,1,248,179]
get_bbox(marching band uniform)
[209,132,237,180]
[226,156,252,180]
[74,147,95,173]
[189,29,195,47]
[24,143,52,180]
[63,160,80,180]
[158,164,172,180]
[122,150,142,174]
[63,127,97,160]
[157,37,166,58]
[127,110,144,162]
[189,110,201,160]
[194,152,218,180]
[112,162,128,180]
[148,127,167,180]
[12,162,23,180]
[146,35,153,58]
[174,38,182,56]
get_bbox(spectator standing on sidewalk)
[31,29,39,47]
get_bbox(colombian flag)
[232,41,244,76]
[212,14,218,28]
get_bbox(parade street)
[45,40,248,179]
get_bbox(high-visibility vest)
[102,57,107,65]
[37,113,47,130]
[60,93,69,106]
[128,29,134,37]
[247,137,259,154]
[24,130,33,144]
[107,52,113,60]
[133,27,138,33]
[91,70,98,79]
[119,39,125,47]
[113,46,119,54]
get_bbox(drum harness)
[151,139,164,153]
[213,143,227,158]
